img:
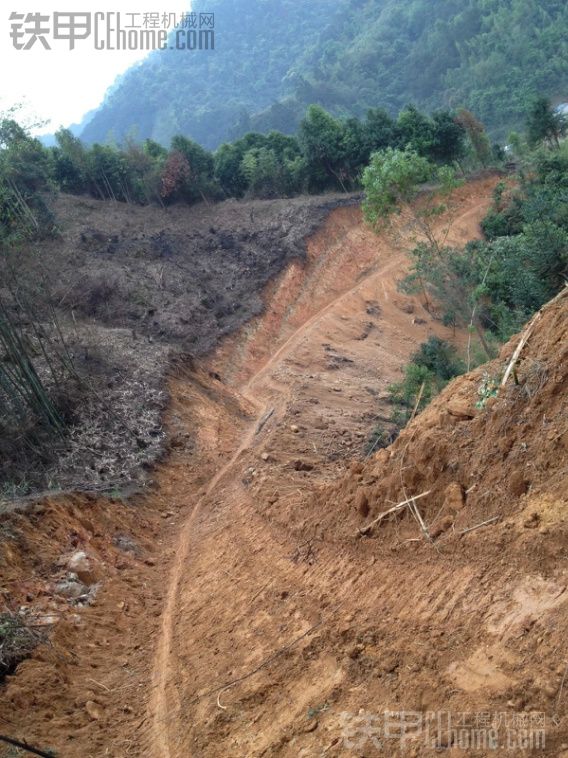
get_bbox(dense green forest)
[80,0,568,148]
[289,0,568,140]
[3,96,562,241]
[81,0,335,148]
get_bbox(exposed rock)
[113,534,140,555]
[55,578,88,599]
[85,700,104,721]
[510,470,530,496]
[302,719,318,733]
[67,551,99,585]
[447,398,476,419]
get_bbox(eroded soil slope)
[2,175,566,757]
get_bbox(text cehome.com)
[92,17,214,50]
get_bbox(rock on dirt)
[444,482,465,513]
[85,700,105,721]
[67,551,99,585]
[112,534,141,556]
[447,397,477,419]
[55,578,89,599]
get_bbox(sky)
[0,1,188,134]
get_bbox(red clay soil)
[1,175,567,757]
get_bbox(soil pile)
[310,287,568,551]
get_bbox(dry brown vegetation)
[0,191,358,499]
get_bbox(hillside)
[0,191,358,497]
[81,0,335,148]
[81,0,568,147]
[1,177,568,755]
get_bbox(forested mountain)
[81,0,335,148]
[81,0,568,148]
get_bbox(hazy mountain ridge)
[81,0,338,148]
[81,0,568,147]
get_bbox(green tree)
[241,147,281,198]
[340,117,368,185]
[122,138,164,204]
[169,135,219,203]
[396,105,435,157]
[455,109,492,166]
[51,128,89,194]
[361,147,436,234]
[214,142,248,197]
[0,119,54,240]
[298,105,348,191]
[429,110,466,165]
[362,147,488,351]
[526,97,566,148]
[85,143,132,202]
[363,108,397,154]
[363,148,463,316]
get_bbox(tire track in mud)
[147,252,408,757]
[147,197,494,757]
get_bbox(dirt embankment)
[2,175,567,758]
[308,289,568,545]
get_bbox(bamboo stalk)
[460,516,500,535]
[357,490,432,536]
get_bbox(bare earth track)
[2,176,568,757]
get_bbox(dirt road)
[143,178,502,756]
[6,176,566,757]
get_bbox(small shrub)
[410,337,464,380]
[365,424,398,455]
[387,337,465,426]
[475,371,500,409]
[0,612,44,680]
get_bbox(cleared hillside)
[0,191,358,497]
[1,176,567,756]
